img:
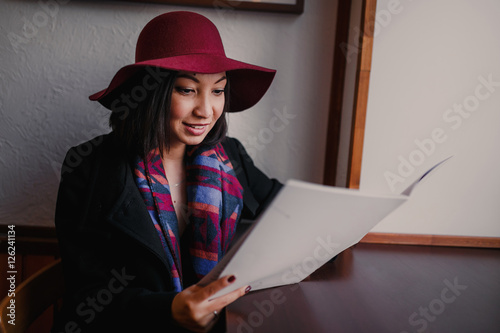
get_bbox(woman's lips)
[184,123,209,136]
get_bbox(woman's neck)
[161,142,186,186]
[161,142,188,236]
[163,142,186,161]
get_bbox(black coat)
[53,133,282,333]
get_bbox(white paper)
[198,157,452,299]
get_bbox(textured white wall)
[361,0,500,236]
[0,0,337,226]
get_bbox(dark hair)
[109,67,229,160]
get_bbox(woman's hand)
[172,275,249,332]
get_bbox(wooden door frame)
[323,0,500,248]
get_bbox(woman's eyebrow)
[176,74,227,84]
[177,74,200,83]
[215,76,227,84]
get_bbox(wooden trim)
[341,0,499,251]
[323,0,352,186]
[0,225,59,256]
[124,0,305,14]
[346,0,377,189]
[360,232,500,248]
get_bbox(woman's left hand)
[171,275,249,332]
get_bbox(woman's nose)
[193,93,212,118]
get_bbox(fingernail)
[245,286,251,294]
[228,275,236,283]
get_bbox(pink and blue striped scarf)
[133,143,243,292]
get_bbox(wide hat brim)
[89,54,276,113]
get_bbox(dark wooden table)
[226,243,500,333]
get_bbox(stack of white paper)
[199,157,452,299]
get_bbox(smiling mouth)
[185,123,208,129]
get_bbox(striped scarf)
[133,143,243,292]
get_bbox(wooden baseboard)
[359,232,500,248]
[0,225,59,256]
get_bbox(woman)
[54,11,282,333]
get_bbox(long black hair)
[109,67,229,160]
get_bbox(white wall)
[361,0,500,236]
[0,0,337,226]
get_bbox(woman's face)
[169,71,226,148]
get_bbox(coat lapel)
[99,140,171,270]
[106,183,171,269]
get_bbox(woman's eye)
[213,89,224,96]
[175,87,194,95]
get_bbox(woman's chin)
[181,135,207,147]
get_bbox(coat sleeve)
[54,142,187,333]
[222,137,283,220]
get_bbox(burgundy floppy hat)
[89,11,276,112]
